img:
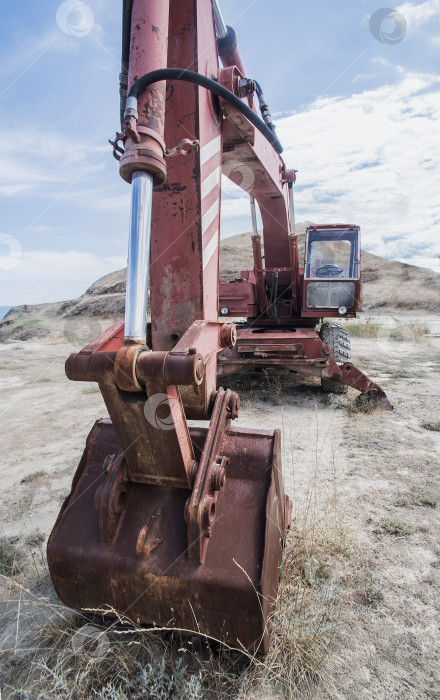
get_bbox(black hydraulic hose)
[127,68,283,154]
[121,0,132,75]
[120,0,133,127]
[254,80,276,133]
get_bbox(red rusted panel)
[129,1,169,138]
[339,363,393,410]
[218,326,392,408]
[219,281,256,316]
[80,322,125,354]
[222,128,291,280]
[119,0,170,184]
[47,419,287,652]
[149,0,222,354]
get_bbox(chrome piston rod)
[288,182,295,236]
[250,197,258,237]
[213,0,227,39]
[124,171,154,343]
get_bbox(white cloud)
[0,250,126,306]
[2,71,440,308]
[397,255,440,273]
[396,1,438,28]
[0,129,106,202]
[370,56,405,73]
[260,72,440,272]
[221,71,440,273]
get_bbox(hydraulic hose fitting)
[124,95,139,121]
[119,0,169,186]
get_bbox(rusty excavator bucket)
[48,324,291,652]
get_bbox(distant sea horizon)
[0,306,11,320]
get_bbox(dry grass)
[24,531,45,548]
[422,421,440,432]
[349,394,381,414]
[354,569,384,607]
[0,537,21,576]
[242,537,344,698]
[383,519,415,536]
[389,320,430,341]
[2,525,347,699]
[340,318,430,342]
[343,321,381,338]
[0,588,206,699]
[1,421,362,700]
[2,509,353,699]
[237,424,357,699]
[221,368,299,408]
[20,470,46,484]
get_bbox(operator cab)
[303,225,360,316]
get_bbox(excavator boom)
[48,0,292,653]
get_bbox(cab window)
[305,229,359,279]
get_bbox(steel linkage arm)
[337,362,393,411]
[65,319,239,552]
[185,387,239,565]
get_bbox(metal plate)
[47,419,287,653]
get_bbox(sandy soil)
[0,332,439,698]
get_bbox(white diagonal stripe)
[203,231,218,269]
[200,135,221,166]
[202,200,219,235]
[201,167,220,201]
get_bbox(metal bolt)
[227,394,240,420]
[220,323,237,348]
[195,359,205,385]
[210,462,226,491]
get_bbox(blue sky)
[0,0,439,306]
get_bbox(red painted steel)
[119,0,169,184]
[149,0,222,364]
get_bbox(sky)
[0,0,439,307]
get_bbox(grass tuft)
[389,320,430,342]
[21,469,46,484]
[389,369,423,380]
[356,571,384,606]
[243,539,341,697]
[417,495,438,509]
[25,531,45,547]
[422,421,440,432]
[349,394,380,414]
[383,519,415,536]
[0,536,21,575]
[21,318,42,326]
[344,321,380,338]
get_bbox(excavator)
[47,0,392,655]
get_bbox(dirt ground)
[0,330,439,698]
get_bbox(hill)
[1,223,439,343]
